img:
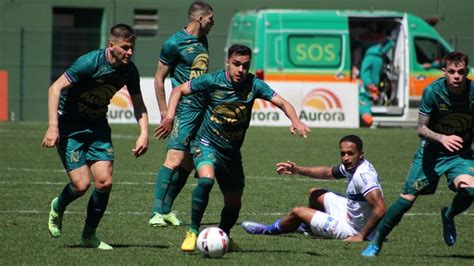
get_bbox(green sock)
[445,188,473,219]
[56,183,81,213]
[82,223,97,239]
[218,206,241,236]
[85,188,110,231]
[190,178,214,233]
[152,166,176,214]
[371,196,413,247]
[162,167,190,214]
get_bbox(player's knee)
[455,175,474,187]
[291,206,306,216]
[72,182,90,195]
[95,179,113,191]
[308,188,326,198]
[164,150,186,168]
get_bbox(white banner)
[107,78,359,128]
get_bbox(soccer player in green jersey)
[42,24,149,250]
[156,44,311,252]
[149,1,214,227]
[362,51,474,257]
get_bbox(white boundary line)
[0,210,471,216]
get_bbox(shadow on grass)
[66,243,169,249]
[430,254,474,260]
[233,249,321,256]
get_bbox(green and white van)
[226,9,457,127]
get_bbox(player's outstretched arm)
[154,81,192,140]
[42,74,71,148]
[345,188,386,242]
[130,92,149,157]
[269,95,310,138]
[276,161,334,180]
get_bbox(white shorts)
[309,192,357,239]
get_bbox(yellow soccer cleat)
[181,230,197,252]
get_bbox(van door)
[371,14,409,118]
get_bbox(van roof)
[235,9,406,18]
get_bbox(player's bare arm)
[42,74,72,148]
[155,82,192,140]
[130,93,149,157]
[345,189,386,242]
[417,113,463,152]
[269,95,310,138]
[154,61,171,120]
[276,161,334,179]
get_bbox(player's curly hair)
[339,135,363,151]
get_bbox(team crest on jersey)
[186,47,195,53]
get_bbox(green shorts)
[166,109,204,151]
[402,146,473,195]
[190,141,245,193]
[57,124,114,171]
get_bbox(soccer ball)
[196,227,229,258]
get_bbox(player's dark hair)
[339,135,363,151]
[110,24,136,42]
[188,1,213,18]
[442,51,469,68]
[227,44,252,59]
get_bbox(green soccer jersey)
[418,77,474,154]
[160,28,209,111]
[190,70,277,151]
[60,48,140,126]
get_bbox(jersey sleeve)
[418,83,436,116]
[189,73,213,94]
[159,38,178,66]
[255,78,277,101]
[331,164,346,179]
[125,63,141,96]
[354,171,381,196]
[64,52,97,83]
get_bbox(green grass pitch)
[0,123,472,265]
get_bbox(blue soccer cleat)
[241,221,272,235]
[441,207,456,246]
[362,243,381,257]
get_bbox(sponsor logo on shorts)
[69,150,81,163]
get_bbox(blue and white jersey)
[334,159,382,232]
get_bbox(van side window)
[414,37,448,66]
[287,35,342,68]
